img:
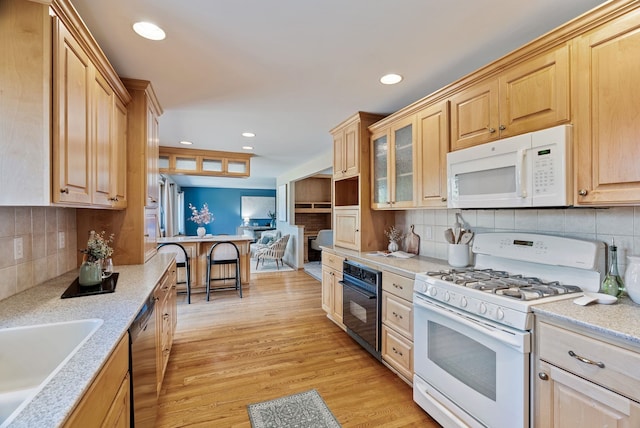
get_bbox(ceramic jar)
[624,256,640,304]
[197,226,206,237]
[388,240,399,252]
[79,260,102,286]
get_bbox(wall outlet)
[424,226,433,240]
[58,231,65,249]
[14,237,23,260]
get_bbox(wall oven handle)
[516,148,527,198]
[414,295,525,351]
[340,281,376,299]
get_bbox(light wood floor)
[156,270,440,427]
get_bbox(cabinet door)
[574,10,640,205]
[111,97,127,208]
[53,18,92,204]
[371,129,391,208]
[450,79,499,150]
[498,44,570,138]
[342,121,360,178]
[92,71,114,207]
[146,102,159,207]
[390,117,416,208]
[416,100,449,207]
[536,360,640,428]
[321,265,333,313]
[332,131,345,179]
[100,373,130,428]
[331,270,343,324]
[381,324,413,381]
[334,208,360,250]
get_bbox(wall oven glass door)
[413,294,530,428]
[342,281,378,355]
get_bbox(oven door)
[413,294,530,428]
[342,280,379,357]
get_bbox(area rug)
[247,389,341,428]
[251,258,294,274]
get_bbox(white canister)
[448,244,470,268]
[624,255,640,304]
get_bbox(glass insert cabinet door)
[372,133,389,206]
[393,123,414,205]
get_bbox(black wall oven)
[341,260,382,360]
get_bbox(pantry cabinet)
[534,318,640,427]
[321,252,345,327]
[574,8,640,205]
[370,115,417,209]
[0,0,130,207]
[450,43,570,150]
[381,270,414,383]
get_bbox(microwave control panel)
[532,147,556,195]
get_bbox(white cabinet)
[534,319,640,427]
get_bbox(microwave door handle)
[516,148,527,198]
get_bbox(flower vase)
[197,226,206,237]
[79,260,102,286]
[388,240,399,252]
[625,256,640,304]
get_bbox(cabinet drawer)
[381,324,413,380]
[537,321,640,401]
[382,292,413,339]
[322,252,344,272]
[382,270,414,301]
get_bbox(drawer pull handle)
[568,350,605,368]
[392,347,403,356]
[393,283,403,290]
[392,311,403,319]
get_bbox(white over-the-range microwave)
[447,124,572,209]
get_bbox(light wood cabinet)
[321,252,345,327]
[534,319,640,427]
[155,260,177,395]
[159,146,252,178]
[450,43,570,150]
[574,8,640,205]
[111,97,128,209]
[0,0,129,207]
[416,100,449,207]
[63,334,130,427]
[333,120,360,179]
[331,113,393,252]
[370,115,417,209]
[380,270,414,383]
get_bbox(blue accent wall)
[182,187,276,236]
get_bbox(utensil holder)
[448,244,470,267]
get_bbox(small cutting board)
[406,224,420,255]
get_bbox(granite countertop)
[0,253,175,428]
[533,296,640,348]
[320,245,449,278]
[158,234,253,243]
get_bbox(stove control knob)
[421,283,428,293]
[428,286,437,297]
[444,291,450,302]
[479,303,487,314]
[496,308,505,320]
[460,297,468,308]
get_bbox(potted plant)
[189,203,213,237]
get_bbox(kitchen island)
[157,235,253,290]
[0,253,175,428]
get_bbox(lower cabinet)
[534,318,640,427]
[155,260,177,395]
[381,270,414,383]
[63,334,130,427]
[321,251,345,327]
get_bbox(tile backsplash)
[396,207,640,274]
[0,207,78,301]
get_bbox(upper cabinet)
[159,147,252,178]
[333,119,361,180]
[0,0,130,207]
[574,7,640,205]
[370,116,417,209]
[416,100,449,207]
[450,43,570,151]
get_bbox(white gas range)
[412,232,605,428]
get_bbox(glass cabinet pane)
[373,135,388,204]
[158,155,169,170]
[202,158,223,172]
[394,124,413,203]
[227,160,247,174]
[175,156,197,171]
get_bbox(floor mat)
[247,389,341,428]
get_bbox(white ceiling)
[70,0,606,188]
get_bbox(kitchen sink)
[0,319,103,427]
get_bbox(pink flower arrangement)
[188,203,213,226]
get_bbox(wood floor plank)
[156,270,440,427]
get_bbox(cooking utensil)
[460,231,474,245]
[444,229,455,244]
[453,213,463,244]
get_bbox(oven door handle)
[340,281,376,299]
[414,295,527,351]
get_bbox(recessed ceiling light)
[242,146,254,150]
[380,73,403,85]
[133,21,166,41]
[242,132,256,138]
[179,140,192,145]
